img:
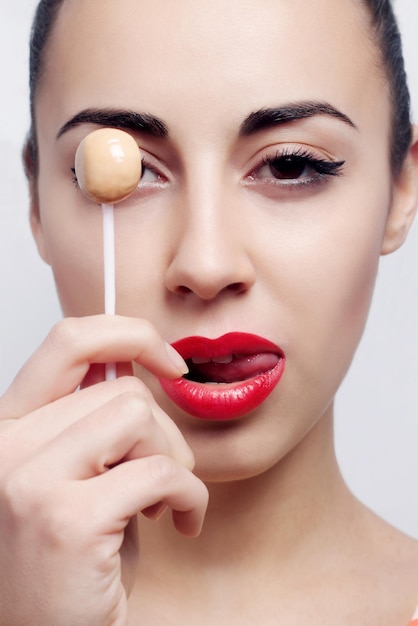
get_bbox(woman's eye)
[138,159,163,184]
[249,149,345,188]
[262,155,315,180]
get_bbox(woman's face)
[31,0,413,480]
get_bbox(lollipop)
[75,128,142,379]
[75,128,142,204]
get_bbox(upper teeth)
[191,354,234,364]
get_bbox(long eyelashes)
[254,147,345,187]
[71,167,78,187]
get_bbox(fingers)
[2,393,207,543]
[26,390,173,480]
[92,455,209,537]
[43,402,208,536]
[0,315,187,419]
[0,450,207,623]
[6,376,194,474]
[1,384,207,542]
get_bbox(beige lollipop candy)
[75,128,142,204]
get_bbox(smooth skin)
[1,0,418,624]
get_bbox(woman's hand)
[0,315,208,626]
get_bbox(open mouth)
[159,333,285,420]
[184,352,282,384]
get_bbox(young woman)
[1,0,418,623]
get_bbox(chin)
[178,411,292,485]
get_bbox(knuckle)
[113,380,156,421]
[112,389,156,434]
[146,454,180,487]
[46,317,82,352]
[117,389,151,416]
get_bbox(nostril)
[227,282,245,293]
[176,285,193,295]
[172,282,246,299]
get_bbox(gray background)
[0,1,417,538]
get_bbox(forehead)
[38,0,388,139]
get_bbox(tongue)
[188,353,280,384]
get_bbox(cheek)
[301,221,385,391]
[38,192,167,318]
[307,226,381,364]
[38,192,105,316]
[261,187,390,407]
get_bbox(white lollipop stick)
[102,203,117,380]
[74,128,142,381]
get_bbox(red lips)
[159,333,285,420]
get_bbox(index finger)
[0,315,187,419]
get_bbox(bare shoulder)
[365,507,418,571]
[355,504,418,624]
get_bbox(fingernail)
[165,343,189,375]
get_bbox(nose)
[164,184,256,301]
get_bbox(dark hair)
[25,0,63,176]
[25,0,412,178]
[359,0,412,176]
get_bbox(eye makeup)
[246,146,345,191]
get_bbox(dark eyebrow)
[239,101,356,136]
[57,108,169,139]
